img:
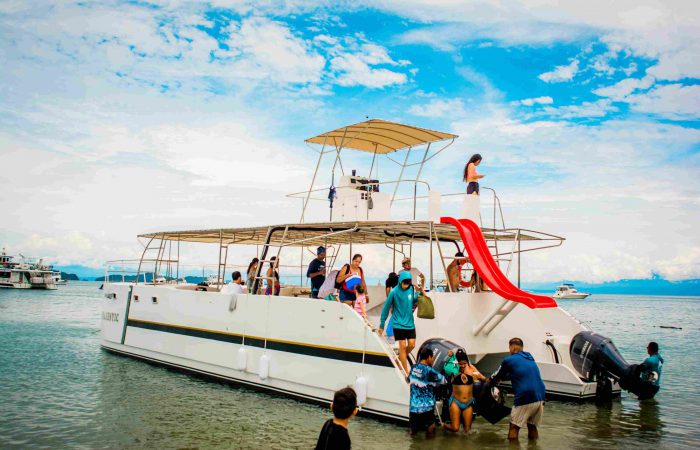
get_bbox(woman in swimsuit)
[463,154,484,195]
[443,349,486,433]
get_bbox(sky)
[0,0,699,284]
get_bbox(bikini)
[449,373,475,411]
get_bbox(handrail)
[286,179,431,199]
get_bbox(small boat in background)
[553,283,590,299]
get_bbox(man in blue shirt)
[408,347,446,437]
[307,247,326,299]
[640,341,663,395]
[490,337,546,441]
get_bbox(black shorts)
[393,328,416,341]
[409,410,435,432]
[467,182,479,195]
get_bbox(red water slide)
[441,216,558,309]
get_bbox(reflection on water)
[0,285,698,449]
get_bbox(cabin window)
[152,296,158,304]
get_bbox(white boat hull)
[100,284,616,422]
[554,293,590,299]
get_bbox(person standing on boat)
[265,256,281,296]
[335,254,367,307]
[245,258,258,292]
[490,337,546,441]
[400,257,425,293]
[639,341,664,397]
[464,154,484,195]
[307,246,327,299]
[378,271,417,374]
[446,252,470,292]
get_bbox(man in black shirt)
[307,246,326,299]
[315,387,357,450]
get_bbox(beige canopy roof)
[305,119,458,154]
[139,221,562,247]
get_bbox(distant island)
[60,272,80,281]
[94,274,207,284]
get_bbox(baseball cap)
[317,246,326,254]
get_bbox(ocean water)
[0,283,697,449]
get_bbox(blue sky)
[0,0,699,283]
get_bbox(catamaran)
[100,120,656,423]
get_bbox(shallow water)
[0,284,697,449]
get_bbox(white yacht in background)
[0,249,58,290]
[554,283,590,299]
[100,120,656,423]
[52,272,68,285]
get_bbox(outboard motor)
[570,331,659,400]
[417,338,510,424]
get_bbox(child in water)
[315,387,357,450]
[354,284,367,319]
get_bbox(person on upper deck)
[266,256,281,296]
[379,271,417,374]
[307,246,327,299]
[400,257,425,293]
[245,258,259,292]
[221,271,245,295]
[336,254,368,307]
[446,252,471,292]
[464,154,484,195]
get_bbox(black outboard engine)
[417,338,511,424]
[570,331,659,400]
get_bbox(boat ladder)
[472,298,519,336]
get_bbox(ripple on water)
[0,286,699,449]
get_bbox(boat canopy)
[138,221,561,247]
[304,119,457,154]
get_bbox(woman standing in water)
[443,349,486,433]
[463,154,484,195]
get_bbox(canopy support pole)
[391,147,412,205]
[300,137,327,223]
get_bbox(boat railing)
[105,259,315,288]
[287,179,432,221]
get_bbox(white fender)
[354,376,368,405]
[236,347,248,371]
[259,354,270,380]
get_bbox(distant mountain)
[53,265,105,279]
[60,272,79,281]
[525,275,700,296]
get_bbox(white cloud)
[408,98,465,118]
[329,42,408,88]
[538,59,579,83]
[541,99,617,119]
[518,96,554,106]
[223,17,326,84]
[592,75,655,101]
[626,84,700,120]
